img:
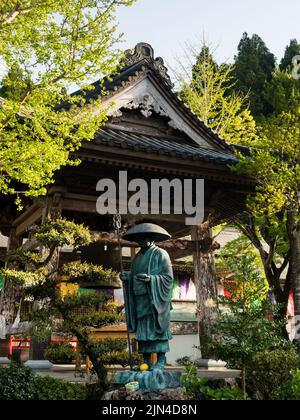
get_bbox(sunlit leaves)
[0,0,136,198]
[173,43,258,145]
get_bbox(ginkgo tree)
[173,44,257,145]
[0,0,136,199]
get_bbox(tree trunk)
[191,224,218,358]
[28,194,63,360]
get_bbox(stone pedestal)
[196,359,227,371]
[24,360,53,371]
[0,357,10,366]
[114,369,182,391]
[103,387,187,401]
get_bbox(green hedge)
[0,364,86,400]
[34,376,86,400]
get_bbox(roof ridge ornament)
[123,42,174,88]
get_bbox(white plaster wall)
[0,234,8,248]
[167,334,200,365]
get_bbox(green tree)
[0,218,140,392]
[235,70,300,328]
[174,45,257,356]
[175,43,257,145]
[0,0,136,199]
[218,233,269,303]
[280,39,300,72]
[232,213,291,321]
[233,32,276,117]
[209,255,292,398]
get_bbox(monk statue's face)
[137,237,155,249]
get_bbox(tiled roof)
[94,128,238,165]
[71,58,232,153]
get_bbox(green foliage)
[280,39,300,71]
[44,342,77,364]
[218,252,268,304]
[61,261,120,288]
[55,290,108,312]
[0,0,136,198]
[263,70,300,115]
[0,268,46,287]
[35,219,92,249]
[182,365,247,400]
[208,254,291,397]
[273,369,300,400]
[0,363,36,400]
[235,72,300,217]
[86,338,142,367]
[233,70,300,318]
[233,32,276,116]
[218,232,264,270]
[247,349,299,400]
[210,308,290,371]
[99,351,142,368]
[6,249,42,266]
[84,338,142,368]
[25,319,53,343]
[174,43,257,145]
[34,376,86,401]
[72,311,122,328]
[0,363,86,400]
[2,217,128,390]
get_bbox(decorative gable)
[96,43,232,153]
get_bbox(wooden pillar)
[191,224,218,358]
[40,191,64,276]
[0,228,23,324]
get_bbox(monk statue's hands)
[120,272,129,282]
[135,273,151,283]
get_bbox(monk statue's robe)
[123,245,173,354]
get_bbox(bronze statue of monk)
[120,223,173,370]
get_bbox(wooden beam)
[12,205,43,236]
[93,231,217,253]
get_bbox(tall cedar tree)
[280,39,300,71]
[234,33,276,117]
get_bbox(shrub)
[0,364,36,400]
[182,365,248,400]
[0,364,86,400]
[273,369,300,400]
[246,348,300,400]
[34,376,86,400]
[98,351,143,368]
[44,342,77,364]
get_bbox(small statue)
[120,223,173,370]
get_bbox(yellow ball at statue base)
[140,363,149,372]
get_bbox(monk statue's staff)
[113,214,133,369]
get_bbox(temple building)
[0,43,254,364]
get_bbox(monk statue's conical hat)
[123,223,171,243]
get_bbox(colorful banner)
[172,273,196,301]
[287,290,295,318]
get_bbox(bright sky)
[116,0,300,67]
